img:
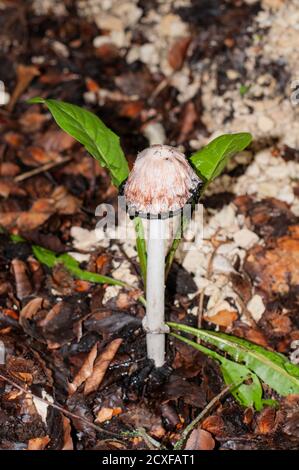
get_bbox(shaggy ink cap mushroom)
[124,145,202,368]
[124,145,202,219]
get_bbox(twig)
[0,372,124,439]
[136,428,162,450]
[14,157,72,182]
[174,383,235,450]
[232,287,256,328]
[197,290,205,330]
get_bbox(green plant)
[29,97,129,187]
[10,235,146,306]
[168,322,299,410]
[29,97,251,279]
[28,97,252,368]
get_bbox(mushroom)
[124,145,202,367]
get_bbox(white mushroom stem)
[145,217,167,367]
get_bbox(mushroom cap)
[124,145,201,217]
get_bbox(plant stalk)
[145,218,166,367]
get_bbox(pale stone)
[291,200,299,216]
[206,288,222,310]
[121,241,137,259]
[233,228,259,249]
[117,3,142,27]
[139,43,160,65]
[258,181,277,198]
[67,252,90,263]
[267,164,289,180]
[262,0,285,9]
[111,30,129,48]
[112,260,138,286]
[102,285,122,304]
[211,205,236,228]
[206,300,234,318]
[126,46,140,64]
[277,186,295,204]
[255,150,272,166]
[83,91,97,104]
[212,254,236,274]
[193,276,212,290]
[95,14,123,32]
[258,115,274,132]
[183,250,208,275]
[51,40,69,58]
[246,162,260,177]
[247,295,266,322]
[143,122,166,145]
[71,226,109,250]
[93,36,113,48]
[226,69,240,80]
[160,14,187,37]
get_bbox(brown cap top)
[124,145,201,217]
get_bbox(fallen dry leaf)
[35,129,75,153]
[245,228,299,295]
[20,297,44,322]
[68,342,98,395]
[84,338,123,395]
[184,428,215,450]
[0,185,80,231]
[27,436,50,451]
[119,403,165,438]
[61,417,74,450]
[205,309,238,327]
[0,162,20,177]
[0,180,26,197]
[4,132,24,148]
[16,212,52,231]
[256,407,277,435]
[7,64,40,112]
[22,146,61,167]
[177,101,198,143]
[168,36,191,71]
[95,406,118,423]
[19,110,49,132]
[201,415,224,436]
[11,259,32,300]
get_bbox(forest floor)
[0,0,299,450]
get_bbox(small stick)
[174,383,235,450]
[135,428,162,450]
[14,157,72,182]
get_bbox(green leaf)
[239,84,251,97]
[10,234,26,243]
[171,332,263,409]
[190,132,252,183]
[32,245,127,287]
[11,237,146,306]
[168,323,299,398]
[28,97,129,187]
